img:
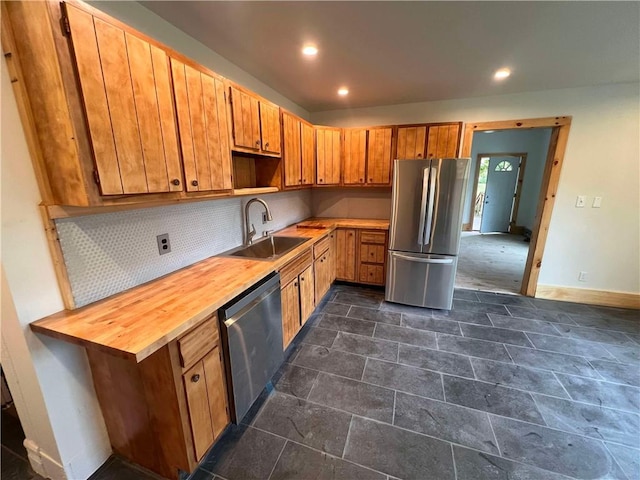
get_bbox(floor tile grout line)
[602,440,631,480]
[361,357,368,381]
[523,328,636,352]
[265,440,288,480]
[528,393,549,427]
[391,390,397,425]
[248,421,392,479]
[521,331,535,349]
[250,408,640,479]
[551,371,575,401]
[486,413,502,457]
[450,443,459,480]
[468,358,477,380]
[341,416,354,459]
[440,373,446,402]
[583,358,608,382]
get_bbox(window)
[495,160,513,172]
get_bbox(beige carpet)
[455,232,529,294]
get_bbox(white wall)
[89,1,309,120]
[466,129,552,229]
[1,61,111,479]
[312,82,640,294]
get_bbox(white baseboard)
[536,285,640,310]
[24,439,66,480]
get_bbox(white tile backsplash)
[56,190,312,307]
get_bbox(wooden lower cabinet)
[357,230,388,286]
[86,315,229,479]
[279,249,315,348]
[335,228,357,281]
[314,247,332,303]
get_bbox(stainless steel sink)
[223,236,309,260]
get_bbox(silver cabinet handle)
[418,167,429,245]
[424,166,437,245]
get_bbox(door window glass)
[495,160,513,172]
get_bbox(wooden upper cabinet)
[64,4,182,195]
[367,127,393,185]
[316,127,341,185]
[343,129,367,185]
[171,59,232,192]
[283,112,315,188]
[426,123,462,159]
[396,126,427,159]
[282,112,302,187]
[301,122,315,186]
[229,86,260,151]
[259,102,281,155]
[229,85,281,156]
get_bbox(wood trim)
[510,155,527,232]
[459,117,572,297]
[536,285,640,310]
[39,206,76,309]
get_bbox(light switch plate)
[592,196,602,208]
[575,195,586,208]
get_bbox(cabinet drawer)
[359,264,385,285]
[313,235,330,259]
[279,248,312,287]
[178,316,219,369]
[360,230,387,244]
[360,244,386,264]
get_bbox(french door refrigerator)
[385,158,470,310]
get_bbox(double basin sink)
[223,235,309,261]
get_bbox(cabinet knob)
[191,180,198,187]
[256,140,261,147]
[417,153,422,158]
[294,281,298,287]
[369,178,373,182]
[359,178,363,182]
[171,178,180,186]
[265,142,269,149]
[302,178,306,183]
[191,374,200,383]
[319,178,324,183]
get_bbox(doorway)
[458,116,572,296]
[472,153,527,233]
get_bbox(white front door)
[480,156,520,233]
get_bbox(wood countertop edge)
[29,224,334,362]
[296,218,390,230]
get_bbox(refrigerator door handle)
[423,166,437,245]
[392,253,454,264]
[417,167,430,245]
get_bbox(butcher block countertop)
[296,218,389,230]
[30,218,389,363]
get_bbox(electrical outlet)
[578,271,588,282]
[156,233,171,255]
[575,195,586,208]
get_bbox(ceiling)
[141,1,640,113]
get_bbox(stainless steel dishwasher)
[220,272,283,423]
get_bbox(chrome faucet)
[244,198,273,245]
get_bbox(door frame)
[471,152,527,233]
[461,116,572,297]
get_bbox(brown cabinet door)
[281,279,301,348]
[183,360,214,461]
[202,348,230,440]
[426,124,461,159]
[396,126,427,159]
[259,102,281,154]
[282,112,301,187]
[358,264,385,285]
[65,5,182,195]
[172,60,232,192]
[367,127,393,184]
[230,86,260,150]
[343,129,367,185]
[316,127,341,185]
[335,228,357,281]
[329,232,337,283]
[299,266,316,325]
[301,122,315,186]
[314,252,331,302]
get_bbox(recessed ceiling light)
[302,45,318,56]
[338,87,349,96]
[494,68,511,80]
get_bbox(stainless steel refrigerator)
[385,158,470,310]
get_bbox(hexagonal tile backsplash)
[55,190,312,307]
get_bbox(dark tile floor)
[191,284,640,480]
